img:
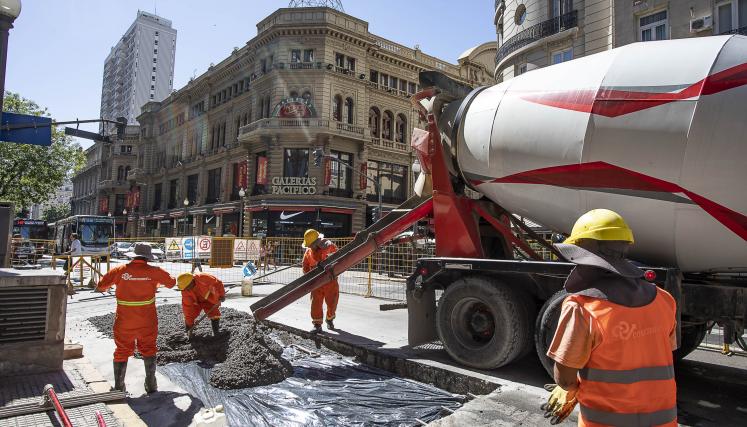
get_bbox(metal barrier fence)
[102,236,435,301]
[9,239,56,267]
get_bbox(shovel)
[187,300,222,338]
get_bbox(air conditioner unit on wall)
[690,16,713,33]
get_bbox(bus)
[12,219,50,240]
[52,215,115,255]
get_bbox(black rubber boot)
[310,324,322,334]
[144,357,158,394]
[112,361,127,392]
[211,319,221,336]
[326,319,335,330]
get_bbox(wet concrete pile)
[88,304,293,389]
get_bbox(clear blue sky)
[5,0,496,148]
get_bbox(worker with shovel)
[177,272,226,336]
[542,209,678,426]
[94,243,176,394]
[302,229,339,334]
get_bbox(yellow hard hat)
[303,229,320,248]
[564,209,634,245]
[177,273,194,290]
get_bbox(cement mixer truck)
[252,35,747,375]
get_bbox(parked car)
[111,242,133,259]
[122,242,166,262]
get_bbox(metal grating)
[0,287,48,344]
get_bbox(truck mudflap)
[250,195,434,320]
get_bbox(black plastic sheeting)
[159,346,464,426]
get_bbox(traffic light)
[371,207,379,223]
[313,147,324,167]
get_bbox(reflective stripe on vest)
[579,365,675,384]
[117,297,156,306]
[580,404,677,427]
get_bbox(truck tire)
[535,290,567,378]
[436,276,532,370]
[674,324,707,361]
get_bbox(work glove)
[219,296,226,302]
[541,384,577,425]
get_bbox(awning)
[189,209,208,215]
[321,207,356,214]
[212,207,237,215]
[170,211,185,218]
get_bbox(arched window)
[117,166,124,181]
[264,96,271,118]
[369,107,380,137]
[395,114,407,143]
[332,95,342,121]
[382,110,394,140]
[302,91,312,101]
[290,90,299,99]
[345,97,354,124]
[124,166,131,179]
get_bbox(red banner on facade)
[132,186,141,207]
[99,197,108,214]
[126,191,132,209]
[360,163,367,190]
[256,156,268,185]
[323,158,332,186]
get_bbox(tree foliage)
[0,92,85,207]
[42,202,71,223]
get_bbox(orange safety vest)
[568,286,677,427]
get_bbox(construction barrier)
[9,239,56,267]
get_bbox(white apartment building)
[99,11,177,132]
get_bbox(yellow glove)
[541,384,577,425]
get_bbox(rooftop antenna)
[288,0,344,12]
[154,0,157,15]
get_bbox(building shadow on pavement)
[127,390,202,427]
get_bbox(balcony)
[239,118,367,141]
[370,137,410,153]
[496,10,578,66]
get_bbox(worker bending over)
[543,209,678,426]
[177,272,226,335]
[95,243,176,393]
[302,229,339,333]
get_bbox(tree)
[42,202,71,223]
[0,92,84,208]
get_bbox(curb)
[264,319,502,396]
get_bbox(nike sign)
[279,211,304,220]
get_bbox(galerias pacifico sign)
[271,177,317,195]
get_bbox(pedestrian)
[94,243,176,393]
[302,229,339,333]
[62,232,82,272]
[542,209,677,426]
[176,272,226,336]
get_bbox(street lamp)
[122,208,127,215]
[0,0,21,112]
[238,188,246,237]
[107,211,112,217]
[183,198,189,236]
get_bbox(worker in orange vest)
[542,209,678,426]
[176,272,226,335]
[302,229,339,333]
[95,243,176,393]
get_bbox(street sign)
[182,237,195,259]
[165,238,182,260]
[0,112,52,146]
[197,236,212,258]
[64,127,109,142]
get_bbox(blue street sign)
[184,238,194,250]
[0,112,53,146]
[183,237,195,259]
[243,261,257,278]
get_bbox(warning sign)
[165,238,182,260]
[197,236,212,258]
[246,239,261,260]
[233,239,248,260]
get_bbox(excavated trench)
[88,304,293,389]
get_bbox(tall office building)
[99,11,177,132]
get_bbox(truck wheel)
[436,276,532,370]
[534,290,567,378]
[674,324,707,361]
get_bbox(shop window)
[206,168,222,204]
[332,95,342,121]
[395,114,407,143]
[382,110,394,140]
[283,148,309,178]
[369,107,381,137]
[344,97,354,124]
[329,151,353,197]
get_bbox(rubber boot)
[326,319,335,330]
[144,357,158,394]
[310,324,322,334]
[211,319,221,336]
[112,361,127,392]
